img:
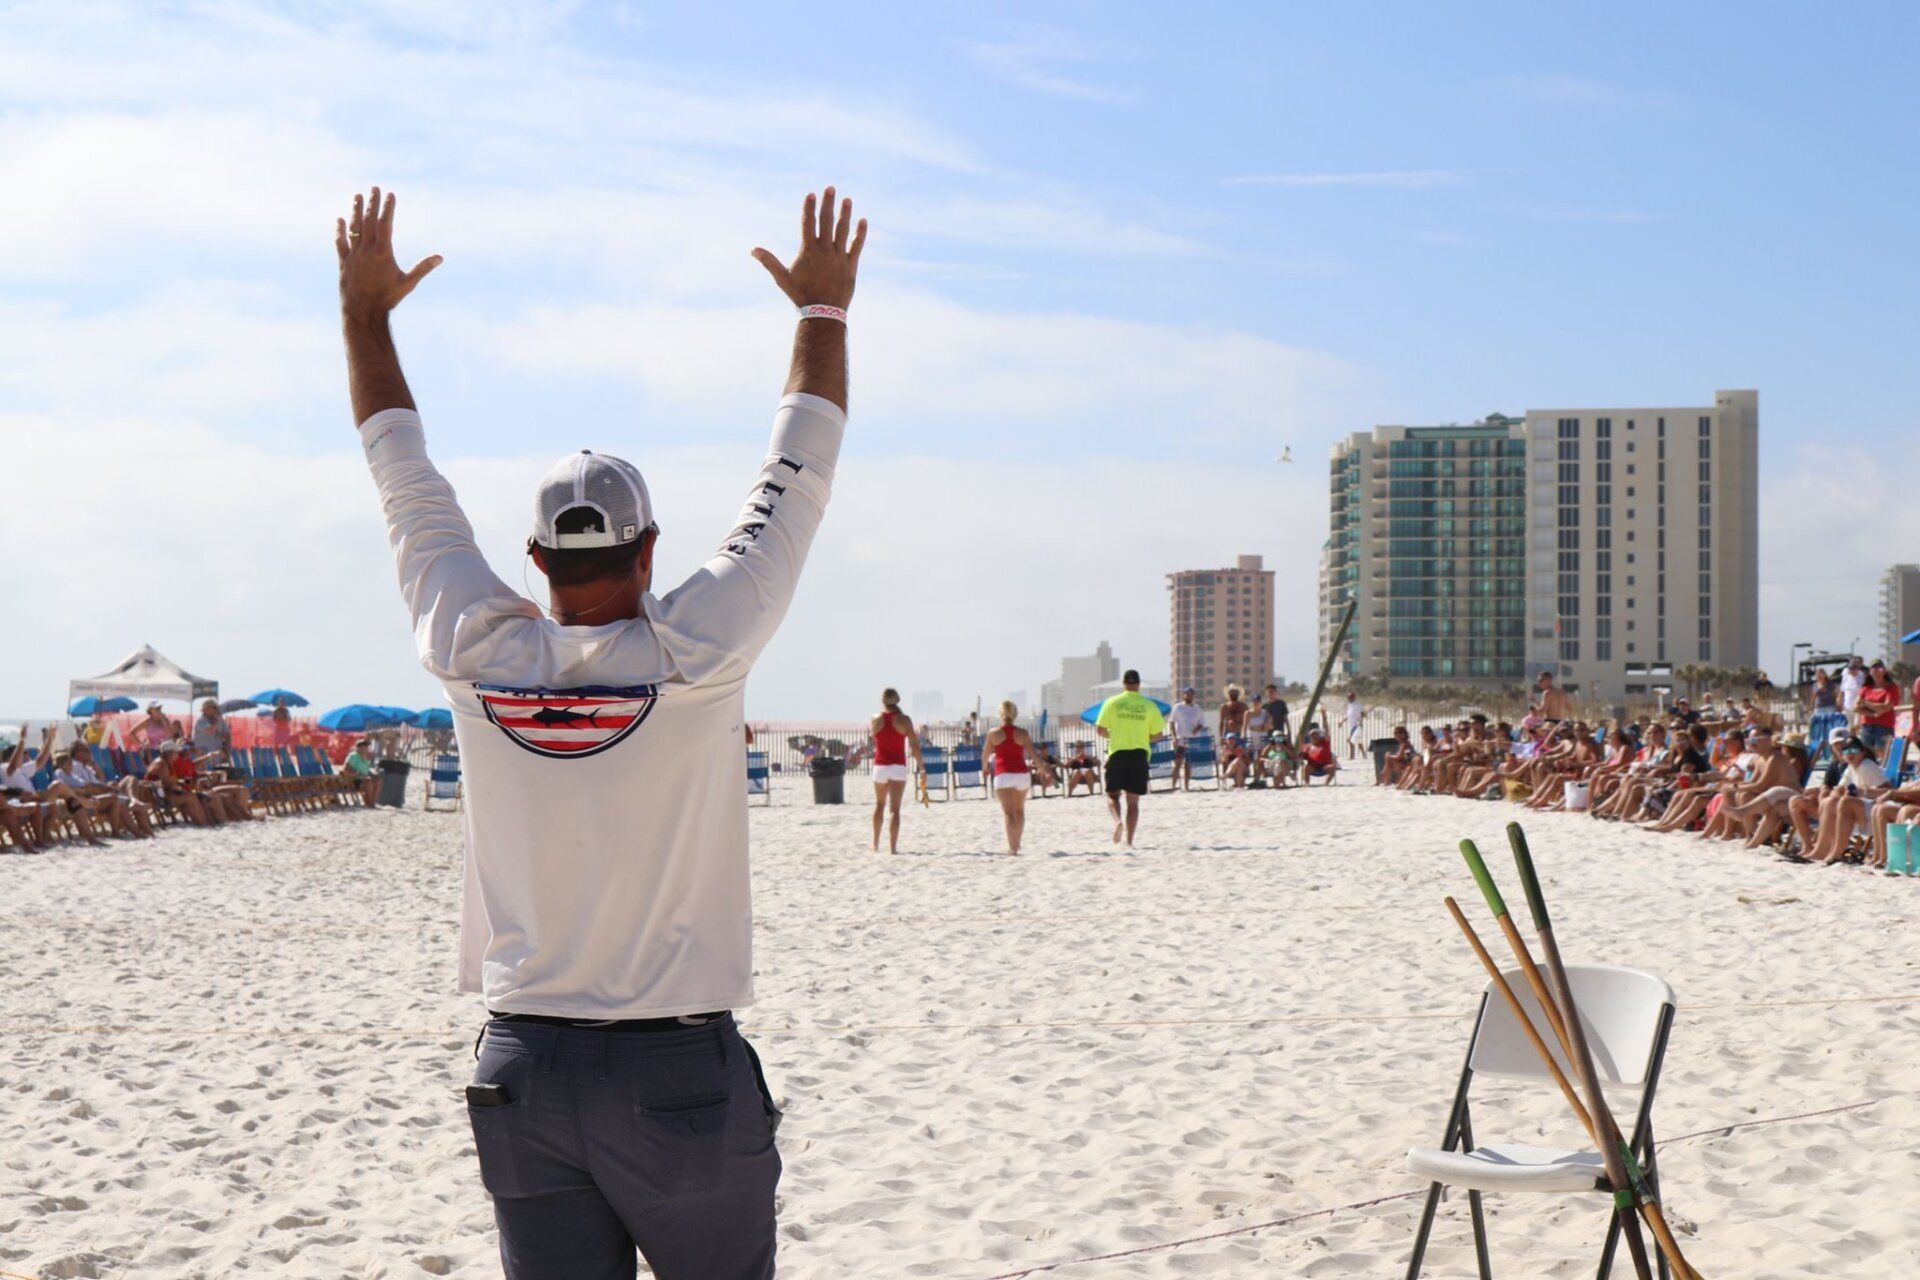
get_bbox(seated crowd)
[1375,663,1920,871]
[1,700,385,853]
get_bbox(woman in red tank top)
[986,700,1033,854]
[869,688,922,855]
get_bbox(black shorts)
[1105,749,1150,795]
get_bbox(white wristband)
[797,304,847,323]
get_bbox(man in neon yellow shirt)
[1095,669,1165,848]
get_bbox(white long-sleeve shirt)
[360,392,844,1019]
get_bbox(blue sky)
[3,1,1916,719]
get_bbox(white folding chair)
[1404,964,1677,1279]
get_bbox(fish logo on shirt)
[474,684,658,759]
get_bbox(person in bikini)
[869,688,923,854]
[984,701,1033,854]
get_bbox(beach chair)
[425,753,464,811]
[222,748,266,814]
[1882,737,1909,786]
[293,745,343,805]
[1186,734,1219,788]
[247,747,281,810]
[1031,739,1063,798]
[1404,964,1677,1280]
[1147,738,1176,790]
[743,751,770,806]
[277,748,322,809]
[919,745,951,801]
[952,745,987,799]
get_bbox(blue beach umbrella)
[411,707,453,731]
[69,695,139,715]
[317,704,393,732]
[373,705,416,724]
[1905,628,1920,646]
[1077,696,1173,725]
[249,688,310,707]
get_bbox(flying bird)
[1276,447,1293,463]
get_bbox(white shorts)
[872,764,911,784]
[993,772,1031,792]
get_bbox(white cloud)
[1224,171,1467,189]
[471,288,1358,450]
[0,288,338,419]
[959,27,1132,103]
[0,1,1358,720]
[1757,444,1920,669]
[0,413,1331,721]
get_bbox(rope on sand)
[2,991,1919,1040]
[974,1096,1892,1279]
[0,1104,1887,1280]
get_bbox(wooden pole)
[1295,596,1357,750]
[1507,823,1698,1279]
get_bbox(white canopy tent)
[69,645,218,704]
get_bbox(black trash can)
[1369,736,1398,782]
[376,757,411,808]
[807,756,845,805]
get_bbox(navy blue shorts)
[468,1014,781,1279]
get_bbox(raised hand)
[336,186,443,322]
[752,186,866,311]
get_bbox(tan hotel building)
[1169,555,1275,697]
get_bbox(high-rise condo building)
[1168,555,1275,698]
[1324,390,1759,704]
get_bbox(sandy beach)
[3,781,1916,1278]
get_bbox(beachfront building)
[1883,565,1920,665]
[1168,556,1275,698]
[1324,390,1760,704]
[1039,640,1121,724]
[1325,418,1529,689]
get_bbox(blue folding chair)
[952,745,986,799]
[920,745,951,801]
[743,751,769,807]
[1186,734,1219,788]
[1147,738,1176,790]
[425,753,464,811]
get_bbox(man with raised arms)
[338,183,864,1279]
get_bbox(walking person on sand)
[339,182,863,1279]
[985,700,1033,854]
[869,688,923,854]
[1095,670,1165,848]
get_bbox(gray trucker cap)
[531,450,653,550]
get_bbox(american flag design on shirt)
[474,684,659,759]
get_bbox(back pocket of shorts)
[467,1050,534,1199]
[635,1092,731,1194]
